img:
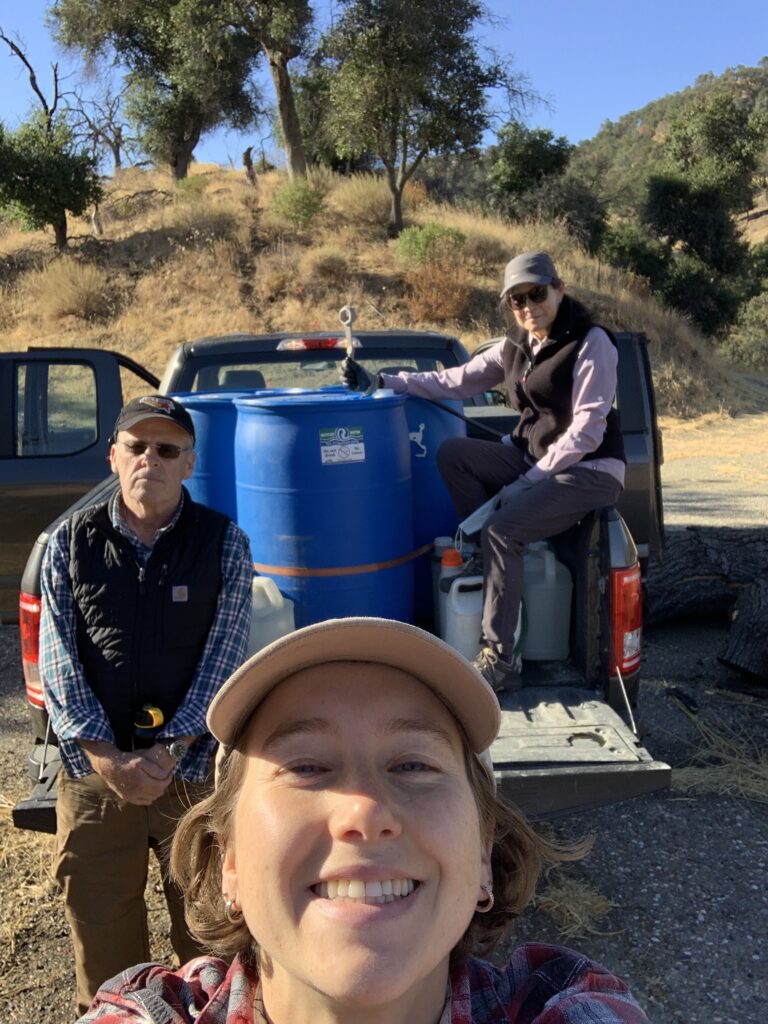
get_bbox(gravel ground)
[1,413,767,1024]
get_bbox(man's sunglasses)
[508,284,550,309]
[117,440,191,460]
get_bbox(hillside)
[0,164,764,418]
[571,58,768,218]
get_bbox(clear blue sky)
[0,0,766,166]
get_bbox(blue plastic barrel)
[172,392,242,519]
[174,389,312,518]
[404,397,466,621]
[235,391,414,627]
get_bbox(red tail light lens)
[19,592,44,708]
[610,564,642,675]
[277,337,353,350]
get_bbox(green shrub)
[271,180,325,229]
[719,292,768,369]
[395,223,466,267]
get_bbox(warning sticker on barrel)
[320,426,365,464]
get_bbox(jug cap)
[441,547,463,567]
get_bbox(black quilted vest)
[69,492,229,750]
[501,295,625,464]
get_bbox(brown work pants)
[54,770,210,1016]
[437,436,622,656]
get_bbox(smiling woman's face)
[221,662,491,1021]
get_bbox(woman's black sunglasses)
[508,284,550,309]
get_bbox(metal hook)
[339,305,357,359]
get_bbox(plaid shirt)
[40,491,253,781]
[76,946,650,1023]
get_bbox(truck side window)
[15,362,99,457]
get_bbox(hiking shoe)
[473,647,522,693]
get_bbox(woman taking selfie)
[78,617,649,1024]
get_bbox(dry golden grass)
[404,261,474,322]
[298,244,351,289]
[20,258,115,322]
[670,700,768,804]
[0,802,59,957]
[1,164,765,417]
[327,174,394,229]
[534,871,619,939]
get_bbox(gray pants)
[436,437,622,656]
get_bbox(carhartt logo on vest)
[172,586,189,602]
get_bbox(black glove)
[340,356,379,392]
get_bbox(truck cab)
[0,349,158,621]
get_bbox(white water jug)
[431,536,455,625]
[443,574,484,662]
[246,576,296,656]
[521,543,572,660]
[437,547,465,638]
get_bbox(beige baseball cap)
[208,616,501,755]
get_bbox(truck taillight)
[19,592,44,709]
[609,564,642,675]
[277,337,354,350]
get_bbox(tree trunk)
[382,164,403,236]
[265,48,306,179]
[719,577,768,680]
[170,139,196,181]
[53,211,68,250]
[389,186,404,237]
[646,526,768,682]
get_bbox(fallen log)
[645,526,768,624]
[645,526,768,682]
[719,576,768,680]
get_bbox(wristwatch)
[165,739,188,763]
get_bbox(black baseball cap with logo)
[113,395,196,444]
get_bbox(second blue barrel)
[235,391,414,627]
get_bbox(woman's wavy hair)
[171,728,588,964]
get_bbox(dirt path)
[659,411,768,528]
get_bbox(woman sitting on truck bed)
[76,617,649,1024]
[342,251,625,693]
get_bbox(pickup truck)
[4,328,669,831]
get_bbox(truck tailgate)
[492,686,670,819]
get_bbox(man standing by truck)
[342,251,625,693]
[39,395,253,1016]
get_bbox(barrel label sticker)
[320,426,365,464]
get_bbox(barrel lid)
[235,390,405,410]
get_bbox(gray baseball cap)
[500,251,559,299]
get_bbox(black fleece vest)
[69,492,229,750]
[501,295,625,464]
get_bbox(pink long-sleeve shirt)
[379,329,625,487]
